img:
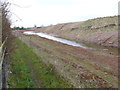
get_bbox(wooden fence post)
[0,1,2,44]
[0,46,2,89]
[0,1,2,89]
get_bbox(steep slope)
[35,16,118,47]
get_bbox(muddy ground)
[13,31,118,88]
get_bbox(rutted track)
[13,31,118,88]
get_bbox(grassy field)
[8,38,71,88]
[13,31,118,88]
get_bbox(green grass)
[81,16,117,27]
[8,38,35,88]
[8,38,71,88]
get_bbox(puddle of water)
[23,31,118,54]
[23,31,93,49]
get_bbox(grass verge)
[8,38,71,88]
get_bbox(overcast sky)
[8,0,119,28]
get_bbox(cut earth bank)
[34,16,118,47]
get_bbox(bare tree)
[2,1,11,42]
[1,1,15,55]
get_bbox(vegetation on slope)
[36,16,118,47]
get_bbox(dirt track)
[13,31,118,88]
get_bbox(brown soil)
[33,16,118,47]
[34,36,118,71]
[13,21,118,87]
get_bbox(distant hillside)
[35,16,118,47]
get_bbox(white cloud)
[9,0,119,27]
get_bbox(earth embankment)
[35,16,118,47]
